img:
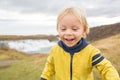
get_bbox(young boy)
[40,7,120,80]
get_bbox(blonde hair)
[57,7,89,37]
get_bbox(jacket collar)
[58,38,89,55]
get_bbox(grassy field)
[92,33,120,80]
[0,46,30,61]
[0,52,48,80]
[0,34,120,80]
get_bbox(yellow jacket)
[40,38,120,80]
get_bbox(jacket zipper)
[70,54,73,80]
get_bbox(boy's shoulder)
[83,44,101,54]
[83,44,98,50]
[51,43,61,50]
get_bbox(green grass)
[0,46,47,80]
[0,46,30,61]
[0,57,47,80]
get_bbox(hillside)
[92,33,120,65]
[0,46,30,61]
[91,33,120,80]
[87,22,120,41]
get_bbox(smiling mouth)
[65,38,75,41]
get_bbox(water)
[0,39,57,54]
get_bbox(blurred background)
[0,0,120,80]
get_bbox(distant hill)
[87,22,120,41]
[0,22,120,42]
[0,35,58,41]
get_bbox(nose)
[65,29,72,35]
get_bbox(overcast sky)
[0,0,120,35]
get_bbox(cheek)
[75,32,84,37]
[57,29,61,34]
[57,30,63,36]
[57,29,63,34]
[57,29,60,34]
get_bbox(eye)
[72,28,77,31]
[72,28,79,31]
[59,26,66,31]
[72,26,80,31]
[61,28,66,31]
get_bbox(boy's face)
[57,14,85,47]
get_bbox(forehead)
[61,14,77,20]
[59,14,82,26]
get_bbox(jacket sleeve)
[40,77,46,80]
[92,51,120,80]
[40,48,55,80]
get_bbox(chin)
[66,44,74,47]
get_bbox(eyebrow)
[59,24,80,28]
[59,25,66,28]
[71,25,80,28]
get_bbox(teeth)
[65,38,74,41]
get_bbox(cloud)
[0,0,120,35]
[0,0,120,17]
[0,0,72,14]
[85,0,120,17]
